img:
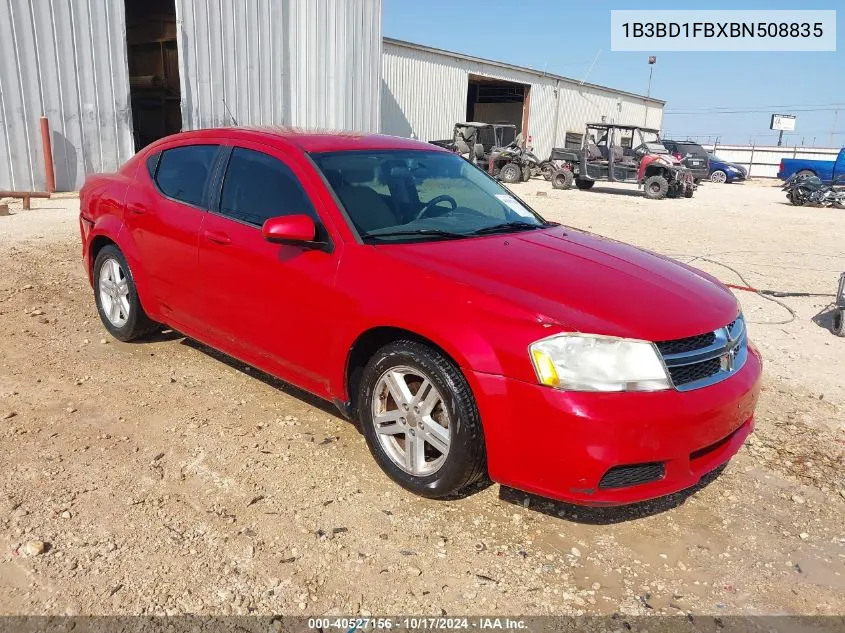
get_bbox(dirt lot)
[0,182,843,619]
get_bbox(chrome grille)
[655,332,716,356]
[656,316,747,391]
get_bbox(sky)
[383,0,844,147]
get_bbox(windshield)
[638,131,669,154]
[311,150,548,242]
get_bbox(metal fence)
[701,144,841,179]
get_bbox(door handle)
[203,229,231,245]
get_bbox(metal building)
[382,38,665,161]
[0,0,382,192]
[1,0,662,193]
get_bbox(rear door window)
[219,147,317,227]
[154,145,219,207]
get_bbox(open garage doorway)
[466,74,530,137]
[124,0,182,151]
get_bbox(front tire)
[644,174,669,200]
[710,170,727,184]
[499,163,521,184]
[93,245,158,341]
[357,340,487,499]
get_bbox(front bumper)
[471,344,762,506]
[726,171,747,182]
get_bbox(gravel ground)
[0,182,843,619]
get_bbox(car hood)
[378,226,738,341]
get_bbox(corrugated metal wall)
[382,40,664,161]
[0,0,381,192]
[177,0,382,133]
[0,0,134,192]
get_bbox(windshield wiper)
[361,229,466,242]
[469,222,546,236]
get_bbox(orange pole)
[39,116,55,193]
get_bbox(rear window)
[674,143,706,156]
[154,145,219,207]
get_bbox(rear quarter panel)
[79,161,155,310]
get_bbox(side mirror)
[262,214,317,245]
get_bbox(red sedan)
[79,128,762,506]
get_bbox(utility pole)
[644,56,656,126]
[777,129,784,147]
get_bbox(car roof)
[586,123,660,133]
[662,139,705,146]
[149,127,445,154]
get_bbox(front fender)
[328,310,506,404]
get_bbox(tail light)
[779,161,784,173]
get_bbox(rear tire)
[93,245,158,342]
[551,168,574,190]
[575,178,595,190]
[499,163,521,184]
[357,340,487,499]
[643,175,669,200]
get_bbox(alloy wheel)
[371,365,451,476]
[98,258,131,327]
[711,170,727,184]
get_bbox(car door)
[197,143,341,396]
[123,142,220,333]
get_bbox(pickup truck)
[777,147,845,183]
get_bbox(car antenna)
[223,98,238,126]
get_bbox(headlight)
[529,334,670,392]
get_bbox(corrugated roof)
[383,37,666,106]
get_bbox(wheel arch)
[643,164,669,179]
[89,235,118,273]
[343,326,475,418]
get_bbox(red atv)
[550,123,695,200]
